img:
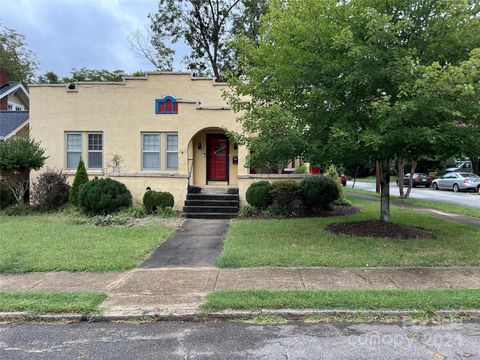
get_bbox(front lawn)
[218,197,480,267]
[201,289,480,313]
[0,291,107,314]
[0,213,173,273]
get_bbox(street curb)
[2,309,480,323]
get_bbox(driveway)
[350,181,480,209]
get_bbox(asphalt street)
[350,181,480,209]
[1,320,479,359]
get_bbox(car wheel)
[432,183,438,190]
[453,183,460,192]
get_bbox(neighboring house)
[0,68,30,140]
[29,72,304,216]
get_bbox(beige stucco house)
[30,72,299,216]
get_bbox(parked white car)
[432,172,480,192]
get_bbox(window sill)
[64,170,104,176]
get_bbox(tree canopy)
[0,23,38,84]
[37,68,145,84]
[228,0,480,222]
[140,0,267,80]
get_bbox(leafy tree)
[37,71,60,84]
[37,68,145,84]
[144,0,267,80]
[0,138,47,206]
[228,0,480,222]
[69,159,89,205]
[0,23,38,84]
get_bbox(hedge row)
[246,176,339,211]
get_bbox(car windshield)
[415,173,428,177]
[461,173,479,178]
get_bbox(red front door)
[207,134,228,181]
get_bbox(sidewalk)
[2,267,480,316]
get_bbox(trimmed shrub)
[69,159,89,205]
[157,191,174,208]
[143,190,175,213]
[31,170,70,209]
[0,182,16,209]
[270,180,302,210]
[299,175,339,211]
[324,164,344,202]
[246,181,272,209]
[78,178,132,214]
[143,190,158,213]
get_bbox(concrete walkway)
[141,219,230,268]
[349,192,480,227]
[2,267,480,315]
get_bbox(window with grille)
[87,133,103,169]
[166,134,178,169]
[66,133,82,169]
[142,133,160,169]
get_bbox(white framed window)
[66,133,82,170]
[166,133,178,170]
[87,133,103,169]
[7,103,13,111]
[142,133,160,169]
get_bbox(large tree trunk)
[472,156,480,176]
[397,156,405,197]
[405,161,417,198]
[379,159,391,223]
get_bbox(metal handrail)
[186,158,194,217]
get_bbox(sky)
[0,0,186,77]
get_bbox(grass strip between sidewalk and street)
[201,289,480,313]
[0,291,107,315]
[345,187,480,219]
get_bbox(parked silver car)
[432,172,480,192]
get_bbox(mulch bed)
[326,220,436,239]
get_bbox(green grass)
[201,289,480,313]
[0,291,107,314]
[346,187,480,218]
[0,213,173,273]
[354,176,398,183]
[218,196,480,267]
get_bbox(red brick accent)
[0,96,7,111]
[0,67,9,87]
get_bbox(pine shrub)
[69,159,89,205]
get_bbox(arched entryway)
[187,127,238,186]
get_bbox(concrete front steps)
[183,186,239,219]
